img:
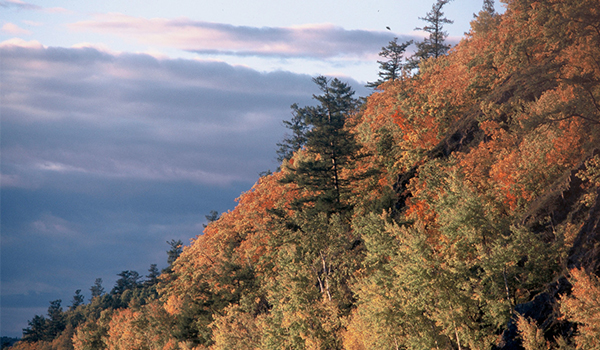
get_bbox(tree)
[281,75,363,217]
[166,239,183,266]
[69,290,85,311]
[560,269,600,349]
[481,0,495,15]
[23,300,67,343]
[408,0,454,70]
[269,76,375,348]
[46,300,66,340]
[72,310,112,350]
[366,37,413,88]
[22,315,48,342]
[164,239,183,274]
[202,210,220,228]
[145,264,160,287]
[90,278,105,298]
[111,271,141,294]
[276,104,309,163]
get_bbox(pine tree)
[69,290,85,311]
[203,210,220,228]
[22,315,48,342]
[482,0,495,15]
[276,103,308,163]
[281,75,362,217]
[269,76,372,348]
[408,0,454,70]
[46,300,66,341]
[145,264,160,287]
[367,37,413,88]
[90,278,105,298]
[111,271,141,294]
[164,239,183,273]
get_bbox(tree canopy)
[13,0,600,349]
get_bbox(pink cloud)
[0,38,43,48]
[2,22,32,35]
[67,13,401,59]
[0,0,40,10]
[0,0,71,13]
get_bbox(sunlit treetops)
[13,0,600,349]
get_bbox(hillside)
[10,0,600,349]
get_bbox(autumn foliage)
[13,0,600,349]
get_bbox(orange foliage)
[105,309,146,350]
[403,166,443,242]
[163,171,297,312]
[457,116,587,215]
[105,303,177,350]
[560,268,600,349]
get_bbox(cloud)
[0,39,371,337]
[1,40,369,189]
[67,13,416,59]
[2,22,32,35]
[0,37,43,48]
[31,213,82,239]
[0,0,71,13]
[0,0,41,10]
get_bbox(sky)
[1,0,502,338]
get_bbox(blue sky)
[1,0,501,337]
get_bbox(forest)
[6,0,600,349]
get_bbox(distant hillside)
[11,0,600,349]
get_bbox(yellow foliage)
[516,314,549,350]
[560,269,600,350]
[210,306,261,350]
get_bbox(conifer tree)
[408,0,454,70]
[482,0,495,15]
[69,290,85,311]
[281,75,362,217]
[111,271,141,294]
[276,104,308,163]
[164,239,183,273]
[46,300,66,340]
[90,278,104,298]
[144,264,160,287]
[203,210,220,228]
[22,315,48,343]
[367,37,413,88]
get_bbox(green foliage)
[260,212,361,349]
[203,210,220,228]
[281,75,375,218]
[22,315,49,343]
[17,1,600,348]
[517,315,548,350]
[72,310,112,350]
[110,271,142,295]
[367,37,413,88]
[69,290,85,311]
[22,300,67,343]
[277,104,309,163]
[144,264,161,287]
[166,239,183,269]
[408,0,454,70]
[90,278,104,299]
[347,158,564,349]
